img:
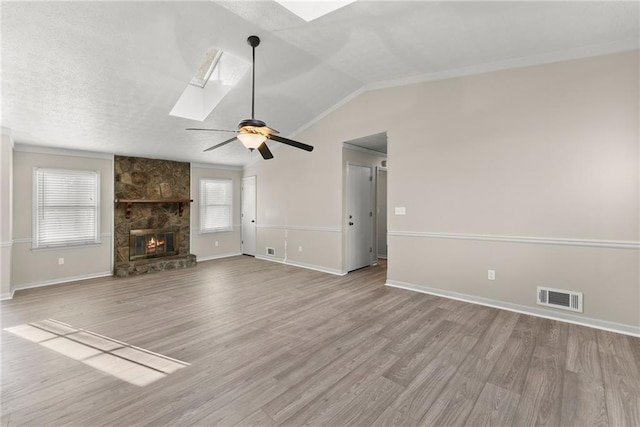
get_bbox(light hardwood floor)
[2,256,639,426]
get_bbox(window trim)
[199,178,233,234]
[32,167,101,249]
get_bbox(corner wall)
[245,51,640,333]
[0,133,14,299]
[190,164,242,261]
[244,134,344,274]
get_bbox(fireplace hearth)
[129,228,179,261]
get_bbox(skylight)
[275,0,356,22]
[170,48,250,122]
[190,48,223,88]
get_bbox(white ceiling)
[2,1,638,167]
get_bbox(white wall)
[245,51,640,333]
[0,132,14,299]
[190,164,242,261]
[11,149,114,290]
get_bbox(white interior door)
[346,164,373,272]
[241,176,256,256]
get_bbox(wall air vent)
[266,247,276,256]
[537,286,583,313]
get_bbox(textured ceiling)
[2,1,638,167]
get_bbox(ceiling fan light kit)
[237,133,266,149]
[187,35,314,160]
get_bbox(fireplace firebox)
[129,228,179,261]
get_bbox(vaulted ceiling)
[2,1,638,167]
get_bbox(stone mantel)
[114,198,193,219]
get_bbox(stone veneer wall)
[114,156,196,276]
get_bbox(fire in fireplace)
[129,228,179,261]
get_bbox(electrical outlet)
[58,257,65,265]
[298,246,303,252]
[487,270,495,281]
[215,241,219,247]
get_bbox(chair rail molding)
[388,231,640,250]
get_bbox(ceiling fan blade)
[268,134,314,152]
[203,136,237,152]
[257,142,274,160]
[187,128,238,133]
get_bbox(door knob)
[349,222,354,226]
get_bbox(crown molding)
[191,162,242,171]
[1,127,14,139]
[290,86,367,139]
[13,144,114,160]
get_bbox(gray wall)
[7,150,242,291]
[190,164,243,260]
[245,51,640,331]
[11,149,114,289]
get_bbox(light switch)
[394,207,406,215]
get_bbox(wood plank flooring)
[2,256,639,426]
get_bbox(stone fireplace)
[114,156,196,277]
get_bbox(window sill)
[198,229,233,235]
[31,241,103,252]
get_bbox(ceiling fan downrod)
[247,35,260,120]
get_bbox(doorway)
[241,176,256,256]
[346,163,374,272]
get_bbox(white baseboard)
[255,255,346,276]
[12,271,113,294]
[285,259,346,276]
[255,254,284,264]
[1,290,15,301]
[386,279,640,338]
[196,252,242,262]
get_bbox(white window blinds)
[200,179,233,233]
[33,168,100,248]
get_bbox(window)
[33,168,100,249]
[200,179,232,233]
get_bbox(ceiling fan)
[186,35,314,160]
